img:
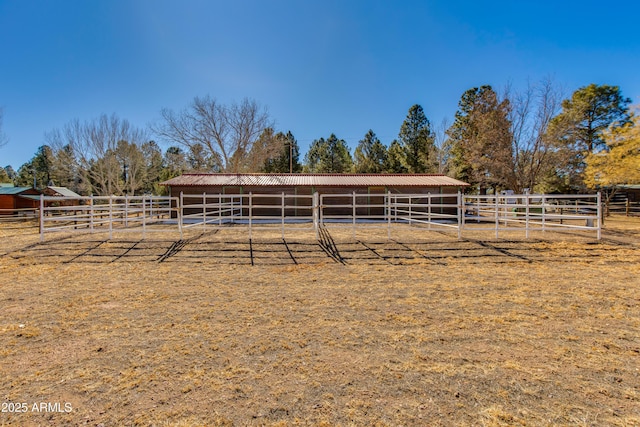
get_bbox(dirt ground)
[0,217,639,426]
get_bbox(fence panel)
[462,193,601,239]
[33,192,603,242]
[40,195,177,241]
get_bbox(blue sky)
[1,0,639,169]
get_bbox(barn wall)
[0,195,15,214]
[170,184,463,218]
[0,190,40,215]
[15,197,39,210]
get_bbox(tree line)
[0,81,636,196]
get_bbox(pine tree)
[398,105,436,173]
[304,134,353,173]
[354,130,387,173]
[445,86,513,192]
[547,83,632,191]
[263,131,302,173]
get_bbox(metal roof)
[0,186,36,195]
[161,173,469,187]
[46,186,82,197]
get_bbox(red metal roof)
[161,173,469,187]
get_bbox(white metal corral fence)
[35,192,603,241]
[179,192,318,239]
[39,195,177,241]
[462,193,602,240]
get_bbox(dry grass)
[0,217,639,426]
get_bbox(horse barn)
[0,186,40,215]
[161,173,469,221]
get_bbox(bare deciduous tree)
[506,78,564,192]
[153,96,271,173]
[434,117,450,174]
[46,114,148,195]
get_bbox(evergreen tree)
[445,86,513,192]
[0,167,11,183]
[187,143,221,172]
[398,104,436,173]
[385,140,408,173]
[142,141,164,194]
[163,146,188,178]
[354,130,387,173]
[4,165,17,182]
[15,145,55,189]
[547,83,632,191]
[304,134,353,173]
[50,144,82,193]
[263,131,302,173]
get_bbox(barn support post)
[597,191,602,241]
[108,196,113,240]
[39,194,44,242]
[352,191,356,240]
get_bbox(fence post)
[39,194,44,242]
[108,196,113,240]
[525,191,530,239]
[541,195,546,233]
[597,192,602,241]
[124,195,129,227]
[202,192,206,231]
[142,195,146,238]
[494,194,499,239]
[427,192,432,230]
[626,198,631,216]
[457,191,462,240]
[178,192,183,239]
[248,192,253,240]
[313,192,319,240]
[387,191,392,240]
[394,194,397,222]
[90,195,94,232]
[352,191,356,239]
[282,192,285,239]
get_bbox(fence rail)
[606,199,640,216]
[39,195,177,241]
[30,192,604,241]
[0,207,39,221]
